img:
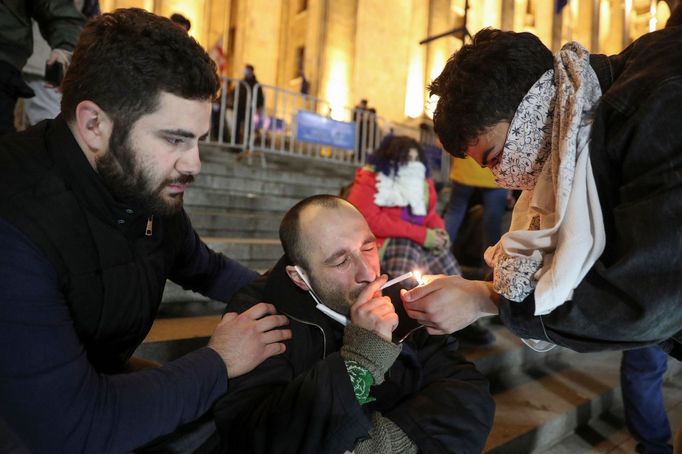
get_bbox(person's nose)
[176,143,202,175]
[355,254,378,283]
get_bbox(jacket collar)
[45,116,152,233]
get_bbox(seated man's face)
[296,203,381,312]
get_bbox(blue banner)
[296,111,356,150]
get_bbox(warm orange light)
[324,53,350,121]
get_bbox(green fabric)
[340,324,401,385]
[423,228,440,248]
[378,237,390,261]
[344,360,375,405]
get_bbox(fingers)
[353,275,388,306]
[255,314,290,332]
[401,280,442,307]
[352,295,392,317]
[221,312,238,322]
[242,302,278,319]
[262,342,287,358]
[421,274,445,285]
[261,327,293,345]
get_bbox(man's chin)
[150,193,184,215]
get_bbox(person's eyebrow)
[481,146,496,167]
[362,235,377,246]
[160,129,210,141]
[159,128,197,139]
[323,248,350,265]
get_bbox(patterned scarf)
[484,41,606,316]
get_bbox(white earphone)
[294,265,348,326]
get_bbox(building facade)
[101,0,678,124]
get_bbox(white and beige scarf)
[484,41,606,316]
[374,161,427,216]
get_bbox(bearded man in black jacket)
[213,195,495,454]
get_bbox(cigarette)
[380,271,413,290]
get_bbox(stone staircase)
[157,145,355,317]
[141,144,682,452]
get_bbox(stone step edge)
[484,353,622,453]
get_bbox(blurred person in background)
[0,0,84,135]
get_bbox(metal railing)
[204,77,450,183]
[204,76,253,152]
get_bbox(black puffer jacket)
[213,257,495,454]
[499,26,682,358]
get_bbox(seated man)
[213,195,495,454]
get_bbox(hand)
[208,302,292,378]
[424,228,449,250]
[46,48,72,67]
[400,276,499,335]
[435,228,451,250]
[349,275,398,341]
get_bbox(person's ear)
[285,265,310,291]
[73,100,113,154]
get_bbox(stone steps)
[184,144,355,238]
[184,207,282,238]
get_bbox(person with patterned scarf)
[400,28,682,361]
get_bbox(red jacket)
[347,167,444,248]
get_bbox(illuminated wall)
[319,0,355,121]
[404,0,429,118]
[100,0,228,51]
[101,0,677,125]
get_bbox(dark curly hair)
[368,135,429,176]
[429,28,553,157]
[61,8,220,131]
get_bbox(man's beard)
[309,273,367,317]
[95,126,194,215]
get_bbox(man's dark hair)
[61,8,219,131]
[170,13,191,31]
[429,28,553,157]
[279,195,349,269]
[369,135,428,176]
[666,4,682,27]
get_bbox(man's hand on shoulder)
[209,302,292,378]
[349,275,398,341]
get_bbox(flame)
[413,270,424,286]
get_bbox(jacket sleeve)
[370,333,495,454]
[168,211,258,303]
[0,219,228,454]
[423,179,445,229]
[347,169,428,245]
[31,0,85,51]
[213,286,371,454]
[499,76,682,353]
